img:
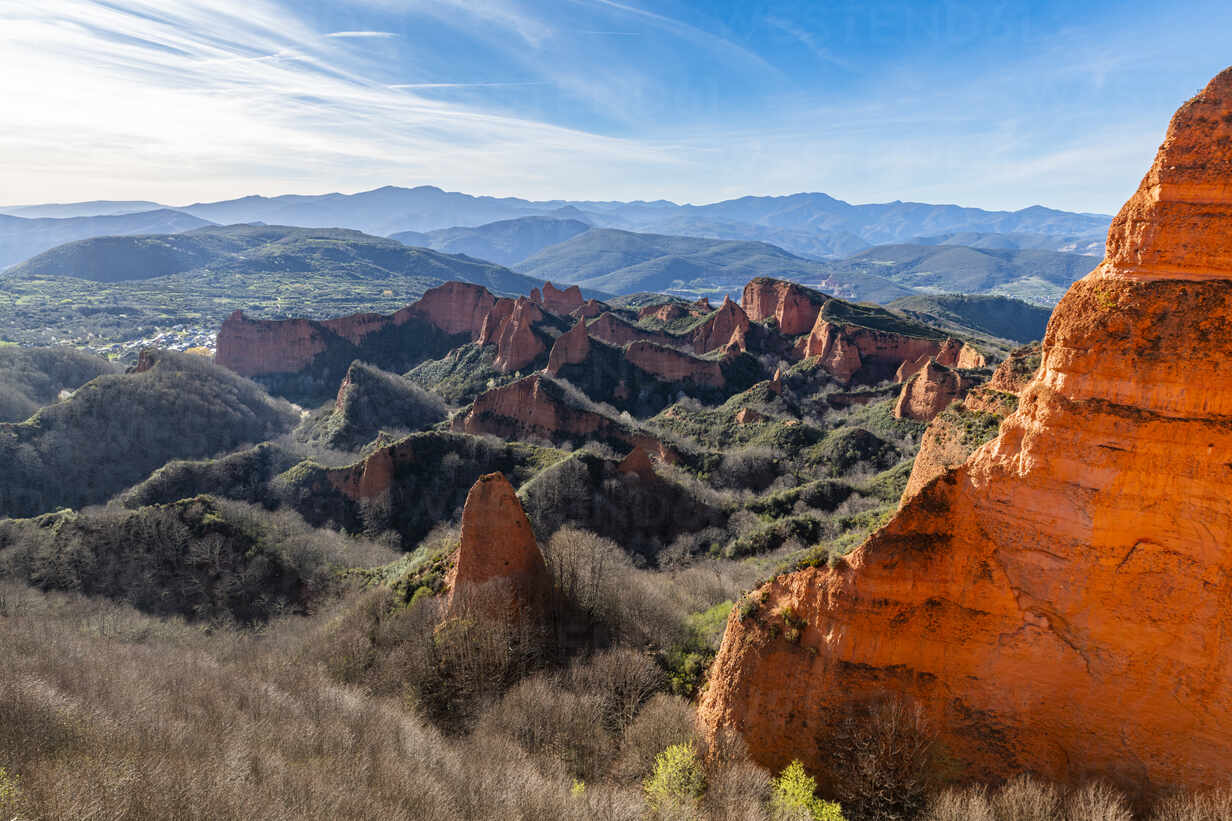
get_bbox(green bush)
[771,760,845,821]
[644,742,706,815]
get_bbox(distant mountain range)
[1,185,1111,265]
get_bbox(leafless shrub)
[922,785,994,821]
[615,694,699,782]
[828,697,938,821]
[567,648,665,733]
[477,674,614,780]
[1066,782,1133,821]
[704,760,773,821]
[992,775,1061,821]
[1151,786,1232,821]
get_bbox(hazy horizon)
[0,183,1118,217]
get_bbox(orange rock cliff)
[444,472,549,615]
[699,66,1232,795]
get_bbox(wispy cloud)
[326,30,397,38]
[0,0,679,204]
[389,82,546,89]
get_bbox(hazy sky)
[2,0,1229,212]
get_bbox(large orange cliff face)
[699,66,1232,795]
[742,278,822,336]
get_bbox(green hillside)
[0,345,119,422]
[515,228,910,303]
[887,293,1053,344]
[823,243,1099,305]
[0,350,297,518]
[0,225,547,351]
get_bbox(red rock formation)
[800,317,947,385]
[478,297,546,373]
[444,472,549,615]
[454,374,675,461]
[546,320,591,375]
[690,296,751,354]
[932,337,987,370]
[624,340,725,388]
[639,302,688,322]
[742,278,823,336]
[535,281,585,315]
[988,342,1042,394]
[325,442,397,500]
[899,354,1030,504]
[893,360,978,422]
[126,348,158,374]
[587,312,675,348]
[217,283,497,379]
[617,445,657,482]
[692,297,713,313]
[409,281,497,337]
[735,407,767,425]
[699,67,1232,795]
[572,299,606,320]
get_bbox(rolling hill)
[886,293,1053,344]
[911,231,1105,255]
[0,209,212,270]
[513,228,911,303]
[819,243,1100,305]
[8,224,544,294]
[390,216,591,266]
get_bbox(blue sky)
[2,0,1230,212]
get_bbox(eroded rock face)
[893,360,978,422]
[699,67,1232,795]
[573,299,607,320]
[800,319,946,384]
[624,340,725,388]
[587,312,675,348]
[546,319,591,375]
[534,281,585,315]
[691,296,751,354]
[478,297,547,373]
[742,278,823,336]
[444,472,549,614]
[617,445,657,482]
[453,374,674,460]
[899,348,1037,503]
[639,302,688,322]
[409,281,497,338]
[216,286,487,385]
